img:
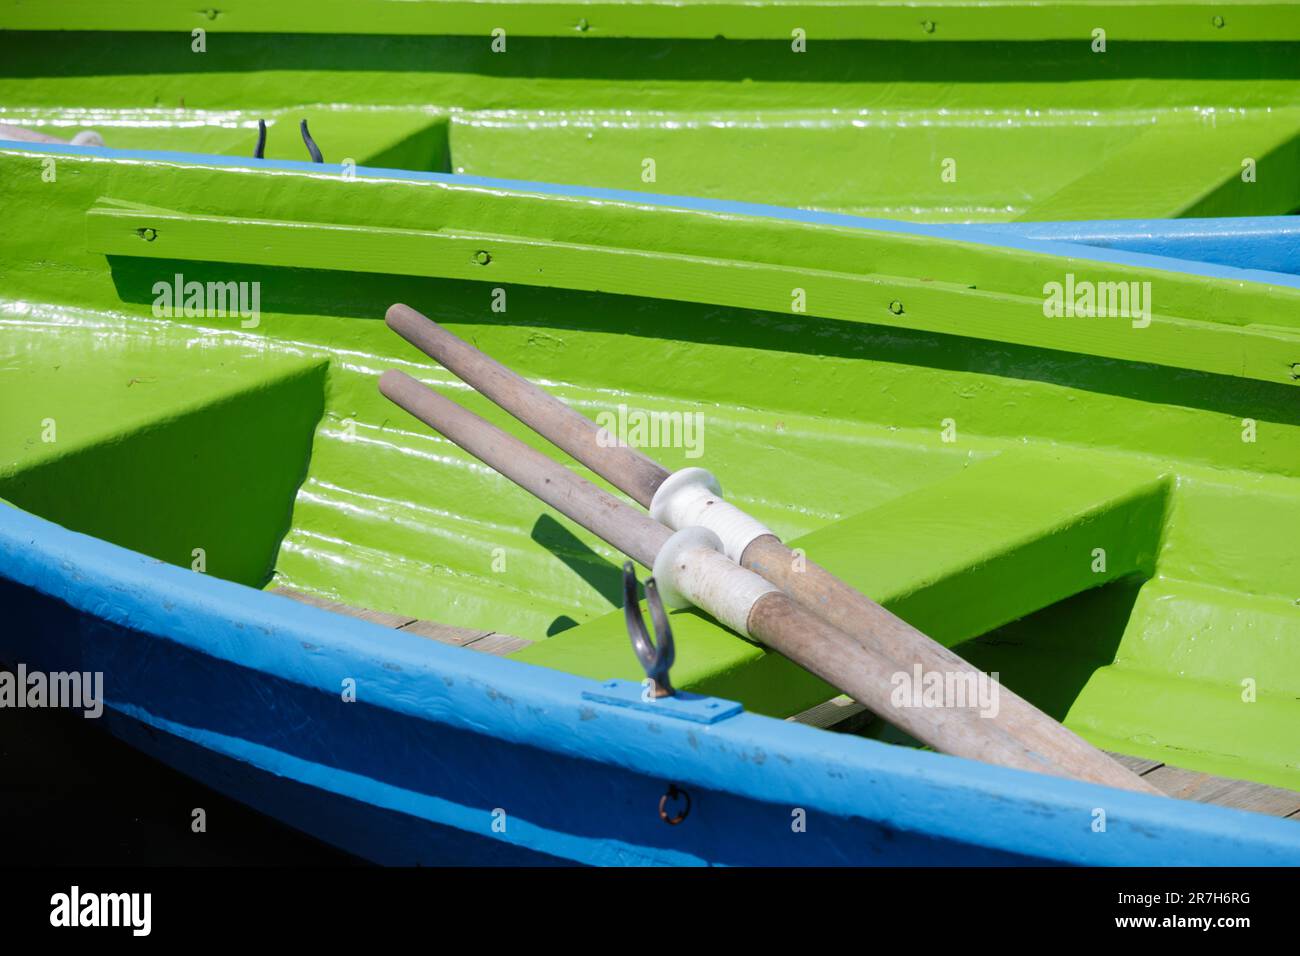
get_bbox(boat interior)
[3,31,1300,219]
[2,28,1299,816]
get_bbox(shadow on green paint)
[0,364,326,588]
[105,260,1300,434]
[858,576,1144,749]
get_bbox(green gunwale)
[5,0,1300,42]
[4,12,1300,220]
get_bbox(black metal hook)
[253,118,324,163]
[300,119,323,163]
[623,561,675,697]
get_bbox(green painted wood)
[514,452,1170,714]
[6,17,1300,221]
[85,202,1300,386]
[1016,109,1300,221]
[5,0,1300,41]
[0,359,326,587]
[3,138,1298,791]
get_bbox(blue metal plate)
[581,679,743,724]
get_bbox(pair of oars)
[380,303,1158,795]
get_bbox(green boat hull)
[5,1,1300,221]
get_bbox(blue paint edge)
[7,139,1300,289]
[581,679,744,724]
[3,502,1299,864]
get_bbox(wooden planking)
[1141,765,1300,819]
[1107,752,1165,776]
[271,586,416,629]
[271,586,532,656]
[787,695,875,734]
[464,633,533,656]
[789,695,1300,820]
[398,618,491,647]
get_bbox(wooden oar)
[385,304,1161,794]
[0,123,104,146]
[379,366,1158,794]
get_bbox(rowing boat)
[2,4,1299,864]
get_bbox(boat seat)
[512,450,1167,715]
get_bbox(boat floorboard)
[271,586,533,656]
[792,697,1300,820]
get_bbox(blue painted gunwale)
[3,503,1300,865]
[981,217,1300,278]
[8,139,1300,286]
[5,141,1300,864]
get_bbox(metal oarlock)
[299,119,323,163]
[622,561,675,698]
[251,118,324,163]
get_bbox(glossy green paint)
[6,0,1300,41]
[0,350,324,586]
[3,6,1300,789]
[1,141,1297,789]
[83,197,1300,387]
[4,23,1300,220]
[515,452,1171,708]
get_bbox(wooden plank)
[272,585,531,656]
[788,695,875,734]
[397,619,491,647]
[1142,765,1300,818]
[271,586,416,629]
[463,633,534,656]
[1105,752,1165,776]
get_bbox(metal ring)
[658,784,691,825]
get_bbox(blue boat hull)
[4,505,1298,866]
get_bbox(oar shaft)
[742,536,1159,794]
[380,369,1158,793]
[379,370,668,568]
[0,123,104,146]
[0,123,68,144]
[383,307,1160,794]
[387,303,670,507]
